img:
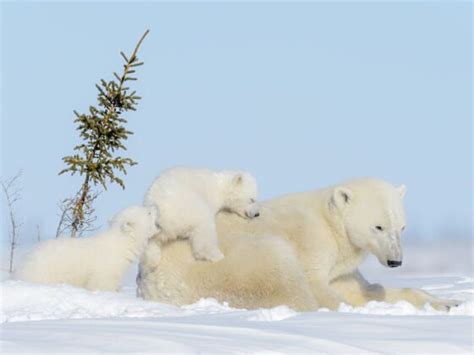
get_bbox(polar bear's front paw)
[193,248,224,262]
[430,298,461,312]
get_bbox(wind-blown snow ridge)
[1,277,473,354]
[338,300,474,316]
[1,277,472,324]
[181,297,237,314]
[0,281,300,323]
[248,305,298,321]
[0,280,181,323]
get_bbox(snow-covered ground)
[1,240,473,353]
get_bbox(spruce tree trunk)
[70,174,90,238]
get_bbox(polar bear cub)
[144,167,260,262]
[15,205,160,292]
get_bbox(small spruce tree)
[59,30,149,237]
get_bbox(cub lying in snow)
[15,205,160,292]
[143,167,260,262]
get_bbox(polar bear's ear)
[232,173,243,185]
[121,221,134,235]
[147,204,160,219]
[397,184,407,199]
[331,187,353,210]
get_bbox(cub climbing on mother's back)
[144,167,260,262]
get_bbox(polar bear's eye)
[375,226,384,231]
[401,225,406,231]
[250,198,256,203]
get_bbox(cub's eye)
[250,198,256,203]
[375,226,384,231]
[401,225,406,231]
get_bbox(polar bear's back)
[140,231,318,311]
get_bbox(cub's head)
[221,171,260,219]
[110,205,160,241]
[330,178,407,268]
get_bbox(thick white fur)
[15,205,159,292]
[138,178,458,311]
[143,167,260,262]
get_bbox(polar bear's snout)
[377,233,403,268]
[386,232,403,267]
[245,211,260,218]
[244,203,261,219]
[387,260,402,267]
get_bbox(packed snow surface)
[1,276,473,353]
[1,241,473,353]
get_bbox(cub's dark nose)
[254,212,260,218]
[387,260,402,268]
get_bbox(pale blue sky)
[1,1,472,244]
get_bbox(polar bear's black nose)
[387,260,402,268]
[254,212,260,218]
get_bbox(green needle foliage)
[59,30,149,237]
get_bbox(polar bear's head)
[330,178,407,268]
[110,205,160,242]
[221,171,260,219]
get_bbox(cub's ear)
[233,173,243,185]
[397,184,407,199]
[121,221,134,235]
[331,186,353,209]
[148,204,160,219]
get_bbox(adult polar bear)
[138,178,457,311]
